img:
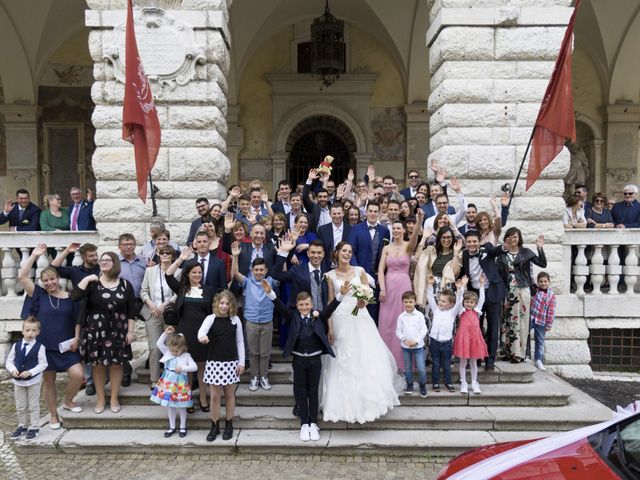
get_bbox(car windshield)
[591,414,640,479]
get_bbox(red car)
[437,411,640,479]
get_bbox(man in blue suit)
[348,201,389,324]
[0,189,40,231]
[316,203,351,272]
[400,169,421,200]
[184,231,227,293]
[69,187,96,231]
[272,238,329,311]
[461,230,506,370]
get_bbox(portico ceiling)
[228,0,430,104]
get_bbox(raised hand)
[460,275,469,286]
[165,326,175,335]
[261,279,272,295]
[230,185,242,198]
[367,164,375,180]
[536,234,545,249]
[430,159,439,175]
[427,275,435,286]
[450,176,461,193]
[224,212,235,231]
[453,238,463,254]
[179,247,193,262]
[337,183,347,199]
[278,235,296,254]
[480,273,486,287]
[340,281,352,295]
[4,199,14,212]
[308,168,319,181]
[33,243,47,257]
[86,188,95,202]
[500,191,510,207]
[66,242,81,254]
[247,209,257,225]
[415,209,424,222]
[261,189,269,203]
[436,166,447,184]
[347,169,355,183]
[231,241,241,257]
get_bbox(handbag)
[163,303,178,326]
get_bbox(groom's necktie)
[371,226,380,272]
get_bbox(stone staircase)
[19,348,613,456]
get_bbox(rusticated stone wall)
[86,0,232,245]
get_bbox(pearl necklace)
[48,294,60,310]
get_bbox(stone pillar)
[226,104,244,187]
[427,1,573,290]
[605,104,640,197]
[271,153,288,195]
[404,102,429,178]
[86,0,232,245]
[0,104,39,202]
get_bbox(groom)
[348,201,389,324]
[263,280,346,443]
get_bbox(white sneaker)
[472,382,481,394]
[249,376,259,391]
[535,360,546,371]
[308,423,320,441]
[299,424,310,442]
[260,376,272,390]
[460,382,468,394]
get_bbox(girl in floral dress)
[151,327,197,438]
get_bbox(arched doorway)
[286,115,357,188]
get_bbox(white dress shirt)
[332,222,344,248]
[423,191,468,230]
[427,289,464,342]
[396,309,428,349]
[197,253,210,280]
[6,339,48,386]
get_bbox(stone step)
[18,427,555,457]
[135,359,536,385]
[52,389,609,432]
[117,375,570,407]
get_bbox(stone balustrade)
[562,229,640,296]
[0,231,101,296]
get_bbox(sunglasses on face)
[409,175,419,179]
[594,199,605,203]
[624,192,635,196]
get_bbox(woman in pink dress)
[378,210,424,367]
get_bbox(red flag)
[526,0,580,191]
[122,0,161,203]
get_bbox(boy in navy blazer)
[0,189,41,231]
[263,280,346,442]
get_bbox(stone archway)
[286,115,357,188]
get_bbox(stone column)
[427,1,573,289]
[226,104,244,187]
[0,104,39,201]
[605,103,640,197]
[86,0,232,245]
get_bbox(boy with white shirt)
[396,291,428,397]
[6,316,48,440]
[426,276,466,392]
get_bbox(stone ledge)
[427,6,573,46]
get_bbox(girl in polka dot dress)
[197,290,245,442]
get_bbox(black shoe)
[179,428,187,438]
[485,361,495,371]
[25,429,39,440]
[85,384,96,396]
[10,427,27,440]
[164,428,176,438]
[206,421,220,442]
[121,375,131,387]
[292,404,299,417]
[432,384,441,392]
[445,384,455,392]
[222,419,233,440]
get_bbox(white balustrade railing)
[563,229,640,296]
[0,231,100,297]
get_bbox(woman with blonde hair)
[40,194,69,231]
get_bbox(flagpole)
[148,173,158,217]
[508,125,537,210]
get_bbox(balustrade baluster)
[36,253,51,288]
[590,244,604,294]
[606,244,621,294]
[55,247,68,291]
[573,244,588,295]
[2,248,17,296]
[624,245,639,294]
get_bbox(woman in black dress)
[18,243,84,428]
[165,247,214,412]
[72,251,136,414]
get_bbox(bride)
[320,241,401,424]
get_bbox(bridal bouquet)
[351,284,376,316]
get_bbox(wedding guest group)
[11,157,613,444]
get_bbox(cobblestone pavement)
[0,381,449,480]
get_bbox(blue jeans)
[429,338,452,385]
[532,323,547,362]
[402,347,427,385]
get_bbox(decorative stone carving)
[565,141,590,187]
[104,7,205,90]
[11,168,37,188]
[606,167,637,184]
[371,108,405,163]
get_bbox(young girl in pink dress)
[453,275,488,395]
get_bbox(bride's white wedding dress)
[320,267,401,424]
